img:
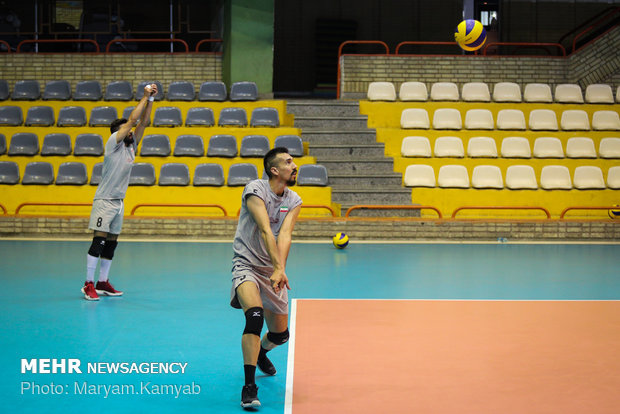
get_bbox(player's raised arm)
[134,84,157,145]
[115,84,151,143]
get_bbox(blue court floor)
[1,240,619,414]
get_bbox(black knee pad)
[87,236,106,257]
[101,240,118,260]
[243,307,264,336]
[267,329,289,345]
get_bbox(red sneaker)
[81,281,99,301]
[95,280,123,296]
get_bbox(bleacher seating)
[240,135,270,157]
[25,106,55,126]
[167,81,195,101]
[433,136,464,158]
[218,107,248,127]
[198,81,227,101]
[230,81,258,101]
[404,164,436,187]
[461,82,491,102]
[207,135,238,157]
[0,80,9,100]
[0,106,24,126]
[153,107,183,127]
[554,84,583,103]
[41,133,72,156]
[193,163,225,186]
[438,165,469,188]
[592,111,620,130]
[74,134,104,156]
[467,137,497,158]
[560,110,590,131]
[227,163,258,186]
[500,137,531,158]
[89,106,118,127]
[529,109,558,131]
[607,166,620,189]
[56,162,88,185]
[367,82,397,101]
[140,134,171,156]
[8,133,39,155]
[573,166,605,189]
[159,163,190,186]
[532,137,564,158]
[12,80,40,100]
[43,80,71,100]
[585,84,614,104]
[0,134,6,154]
[598,138,620,158]
[250,107,280,127]
[0,161,19,184]
[136,81,164,101]
[524,83,552,103]
[401,108,430,129]
[73,81,103,101]
[565,137,596,159]
[57,106,87,126]
[129,163,156,186]
[274,135,303,156]
[401,136,432,157]
[472,165,503,189]
[105,81,133,101]
[173,135,205,157]
[493,82,521,102]
[464,109,494,129]
[432,108,462,129]
[297,164,329,186]
[22,162,54,185]
[185,107,215,127]
[90,163,103,185]
[496,109,526,130]
[540,165,572,189]
[430,82,459,101]
[505,165,538,189]
[399,82,428,101]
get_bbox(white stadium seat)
[573,166,605,189]
[540,165,572,190]
[607,166,620,189]
[432,108,462,129]
[400,108,430,129]
[399,82,428,101]
[598,137,620,158]
[493,82,522,102]
[617,86,620,103]
[367,82,397,101]
[467,137,498,158]
[464,109,494,130]
[404,164,436,187]
[565,137,596,159]
[437,165,469,188]
[533,137,564,158]
[529,109,558,131]
[401,136,432,157]
[585,84,614,104]
[554,84,583,103]
[592,111,620,131]
[560,110,590,131]
[461,82,491,102]
[506,165,538,189]
[472,165,503,189]
[523,83,552,103]
[430,82,459,101]
[501,137,531,158]
[496,109,526,130]
[434,136,464,158]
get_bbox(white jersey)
[232,179,302,273]
[94,132,137,200]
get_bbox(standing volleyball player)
[230,147,302,409]
[81,83,158,301]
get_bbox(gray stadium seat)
[0,80,9,100]
[185,107,215,127]
[22,162,54,185]
[198,81,227,101]
[193,163,225,186]
[297,164,328,186]
[174,135,204,157]
[74,133,104,156]
[218,107,248,127]
[230,81,258,101]
[140,134,171,156]
[167,81,195,101]
[250,107,280,127]
[73,80,103,101]
[227,163,258,186]
[240,135,270,157]
[159,163,190,186]
[207,135,238,157]
[8,133,39,155]
[129,163,156,186]
[25,106,55,126]
[43,80,71,100]
[90,163,103,185]
[12,80,40,100]
[0,161,19,184]
[153,106,183,127]
[105,81,133,101]
[274,135,303,157]
[41,133,72,156]
[57,106,87,127]
[0,106,23,126]
[56,162,88,185]
[89,106,118,127]
[0,133,6,154]
[136,81,164,101]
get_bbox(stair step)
[301,130,377,144]
[310,143,385,157]
[294,116,368,129]
[286,100,360,117]
[327,173,402,187]
[332,187,411,204]
[317,159,395,173]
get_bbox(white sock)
[99,259,112,282]
[86,254,99,283]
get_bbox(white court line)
[284,298,297,414]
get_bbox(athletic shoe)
[257,354,276,376]
[81,281,99,301]
[95,280,123,296]
[241,384,260,409]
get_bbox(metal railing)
[560,206,619,219]
[130,203,227,217]
[106,38,189,53]
[16,39,100,53]
[336,40,390,99]
[482,42,566,57]
[451,206,551,219]
[15,202,92,215]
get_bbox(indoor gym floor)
[1,240,619,414]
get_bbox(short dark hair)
[110,118,128,134]
[263,147,290,179]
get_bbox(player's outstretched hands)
[270,269,291,294]
[144,83,158,97]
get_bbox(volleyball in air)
[608,205,620,219]
[332,232,349,249]
[454,19,487,51]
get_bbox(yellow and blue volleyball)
[332,232,349,249]
[608,204,620,219]
[454,19,487,51]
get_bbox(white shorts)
[89,199,124,234]
[230,264,289,315]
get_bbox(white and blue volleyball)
[454,19,487,51]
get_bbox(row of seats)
[404,164,620,190]
[0,105,281,128]
[0,161,328,187]
[400,108,620,131]
[401,136,620,159]
[0,80,260,102]
[368,81,620,104]
[1,133,304,158]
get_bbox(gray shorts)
[230,264,289,315]
[89,199,124,234]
